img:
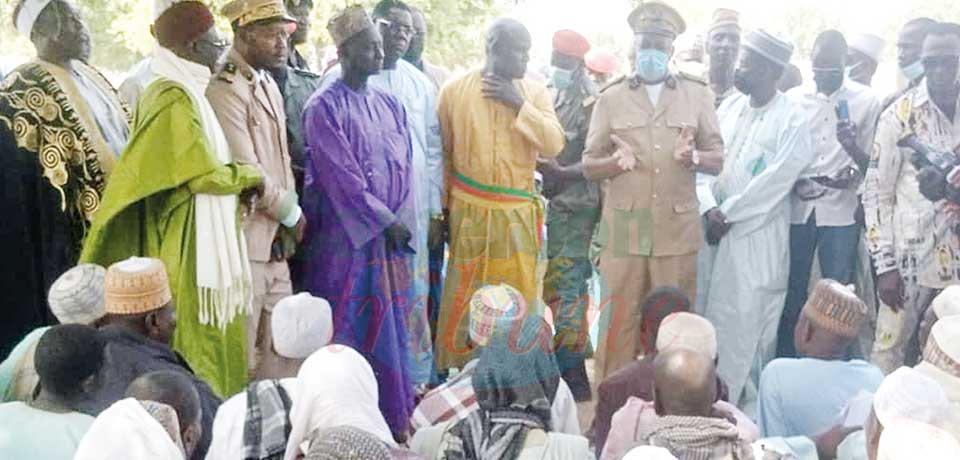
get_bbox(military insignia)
[217,62,238,83]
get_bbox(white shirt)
[787,81,883,226]
[645,82,664,106]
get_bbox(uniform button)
[655,168,661,174]
[654,145,661,150]
[652,194,658,199]
[627,122,633,127]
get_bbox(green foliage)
[0,0,503,72]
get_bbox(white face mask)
[901,60,925,81]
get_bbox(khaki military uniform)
[584,72,723,380]
[207,48,298,378]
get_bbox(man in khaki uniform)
[583,0,724,381]
[207,0,305,379]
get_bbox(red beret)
[552,29,591,59]
[156,1,215,48]
[585,48,620,75]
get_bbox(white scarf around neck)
[149,45,252,331]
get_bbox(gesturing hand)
[610,134,637,172]
[674,125,697,169]
[481,74,524,110]
[837,120,860,153]
[877,270,904,312]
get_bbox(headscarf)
[283,346,396,460]
[878,419,960,460]
[874,367,950,427]
[443,315,560,460]
[74,398,185,460]
[305,426,392,460]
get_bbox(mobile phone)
[836,100,850,122]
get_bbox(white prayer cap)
[271,293,333,359]
[878,419,960,460]
[743,29,795,68]
[622,446,679,460]
[48,264,106,325]
[873,367,949,427]
[932,286,960,320]
[916,316,960,402]
[849,33,886,63]
[14,0,54,37]
[655,312,717,360]
[154,0,185,21]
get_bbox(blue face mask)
[551,67,574,90]
[901,60,925,81]
[635,49,670,82]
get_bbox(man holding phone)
[780,30,883,357]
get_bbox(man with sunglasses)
[865,22,960,373]
[206,0,304,382]
[319,0,441,389]
[780,30,882,358]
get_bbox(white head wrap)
[14,0,54,38]
[283,346,396,460]
[849,33,886,63]
[74,398,186,460]
[271,293,334,359]
[622,446,679,460]
[655,312,717,359]
[874,367,950,428]
[878,419,960,460]
[48,264,106,325]
[154,0,184,21]
[932,286,960,319]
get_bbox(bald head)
[485,18,531,79]
[125,370,201,428]
[653,348,717,417]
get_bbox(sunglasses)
[377,18,415,37]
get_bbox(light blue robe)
[757,357,884,437]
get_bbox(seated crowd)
[1,258,959,459]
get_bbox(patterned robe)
[0,60,126,356]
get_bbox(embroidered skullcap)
[709,8,741,34]
[628,0,685,37]
[304,426,391,460]
[932,286,960,320]
[104,257,173,315]
[271,293,334,359]
[874,367,950,427]
[327,5,376,47]
[622,445,679,460]
[48,264,106,325]
[14,0,54,37]
[221,0,295,28]
[655,312,717,359]
[552,29,591,59]
[801,279,868,338]
[849,33,886,62]
[918,316,960,380]
[155,1,214,48]
[878,419,960,460]
[585,48,620,74]
[743,29,795,68]
[468,284,526,347]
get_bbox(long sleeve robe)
[80,80,262,398]
[300,80,416,438]
[700,92,814,408]
[435,70,565,371]
[320,60,441,385]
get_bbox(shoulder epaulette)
[599,75,627,93]
[216,61,238,83]
[678,70,708,85]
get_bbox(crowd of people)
[1,0,960,458]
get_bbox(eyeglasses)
[377,18,415,37]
